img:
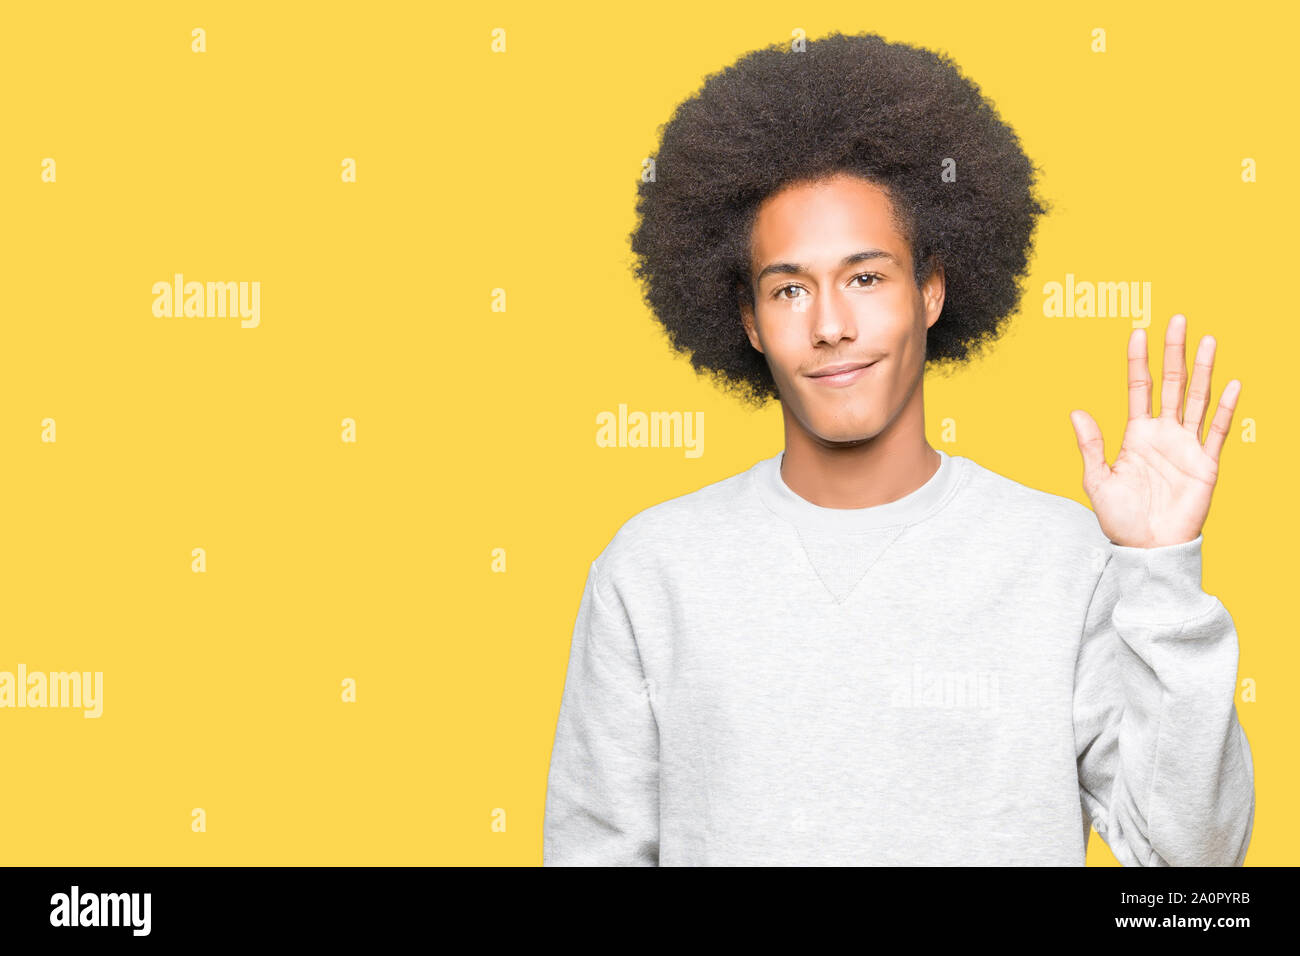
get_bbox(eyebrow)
[754,249,901,284]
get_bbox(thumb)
[1069,410,1110,492]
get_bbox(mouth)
[806,360,879,387]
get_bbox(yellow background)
[1,1,1294,865]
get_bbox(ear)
[921,259,945,331]
[739,286,763,353]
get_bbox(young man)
[542,32,1254,866]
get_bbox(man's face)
[740,173,945,446]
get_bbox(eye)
[770,273,883,301]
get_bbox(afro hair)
[627,31,1052,407]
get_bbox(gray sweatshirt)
[542,448,1256,866]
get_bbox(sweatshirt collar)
[752,447,966,533]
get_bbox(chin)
[821,432,879,447]
[807,415,882,446]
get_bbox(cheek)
[760,323,806,369]
[877,300,924,349]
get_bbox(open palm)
[1069,313,1241,549]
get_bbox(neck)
[778,397,937,510]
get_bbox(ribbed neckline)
[750,447,968,533]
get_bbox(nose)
[808,286,856,345]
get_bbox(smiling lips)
[807,360,879,386]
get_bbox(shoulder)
[589,460,761,594]
[957,454,1109,554]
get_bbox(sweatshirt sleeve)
[1073,532,1255,866]
[543,560,661,866]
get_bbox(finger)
[1160,313,1188,422]
[1128,327,1152,421]
[1203,379,1241,464]
[1069,409,1110,492]
[1183,334,1216,441]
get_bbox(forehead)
[749,174,907,267]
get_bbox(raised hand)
[1068,313,1241,549]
